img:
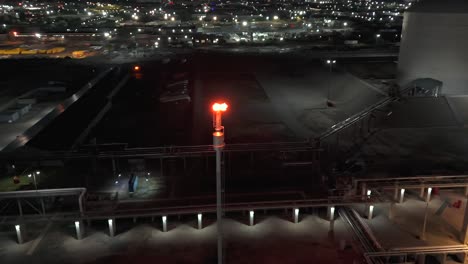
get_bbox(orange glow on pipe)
[212,102,228,112]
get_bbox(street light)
[212,102,228,264]
[28,171,40,189]
[326,59,336,107]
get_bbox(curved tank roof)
[408,0,468,13]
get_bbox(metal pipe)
[421,202,429,240]
[216,149,223,264]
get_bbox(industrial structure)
[398,0,468,95]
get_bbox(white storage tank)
[397,0,468,95]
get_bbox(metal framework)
[0,188,86,223]
[353,175,468,194]
[0,190,389,225]
[0,141,321,160]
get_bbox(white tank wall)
[397,12,468,95]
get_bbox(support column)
[460,196,468,244]
[17,199,23,216]
[399,189,405,204]
[420,187,425,199]
[162,216,167,232]
[388,202,395,220]
[361,183,367,199]
[15,224,24,244]
[426,188,432,203]
[197,213,202,230]
[75,221,83,240]
[421,202,429,240]
[293,208,299,223]
[108,219,115,237]
[368,205,374,220]
[465,186,468,197]
[329,206,335,231]
[40,198,46,215]
[249,211,254,226]
[416,254,426,264]
[394,186,399,201]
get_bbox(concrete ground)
[0,214,361,264]
[361,189,467,249]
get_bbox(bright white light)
[376,34,381,38]
[15,225,20,232]
[343,22,348,26]
[115,181,118,184]
[28,174,32,178]
[367,190,371,196]
[242,21,248,26]
[273,15,279,20]
[280,37,284,41]
[36,171,40,175]
[35,33,41,38]
[249,211,254,217]
[213,16,217,21]
[104,32,110,37]
[75,221,80,229]
[198,213,202,221]
[171,17,175,21]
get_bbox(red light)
[133,66,140,71]
[12,31,18,37]
[212,102,228,112]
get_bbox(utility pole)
[212,102,228,264]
